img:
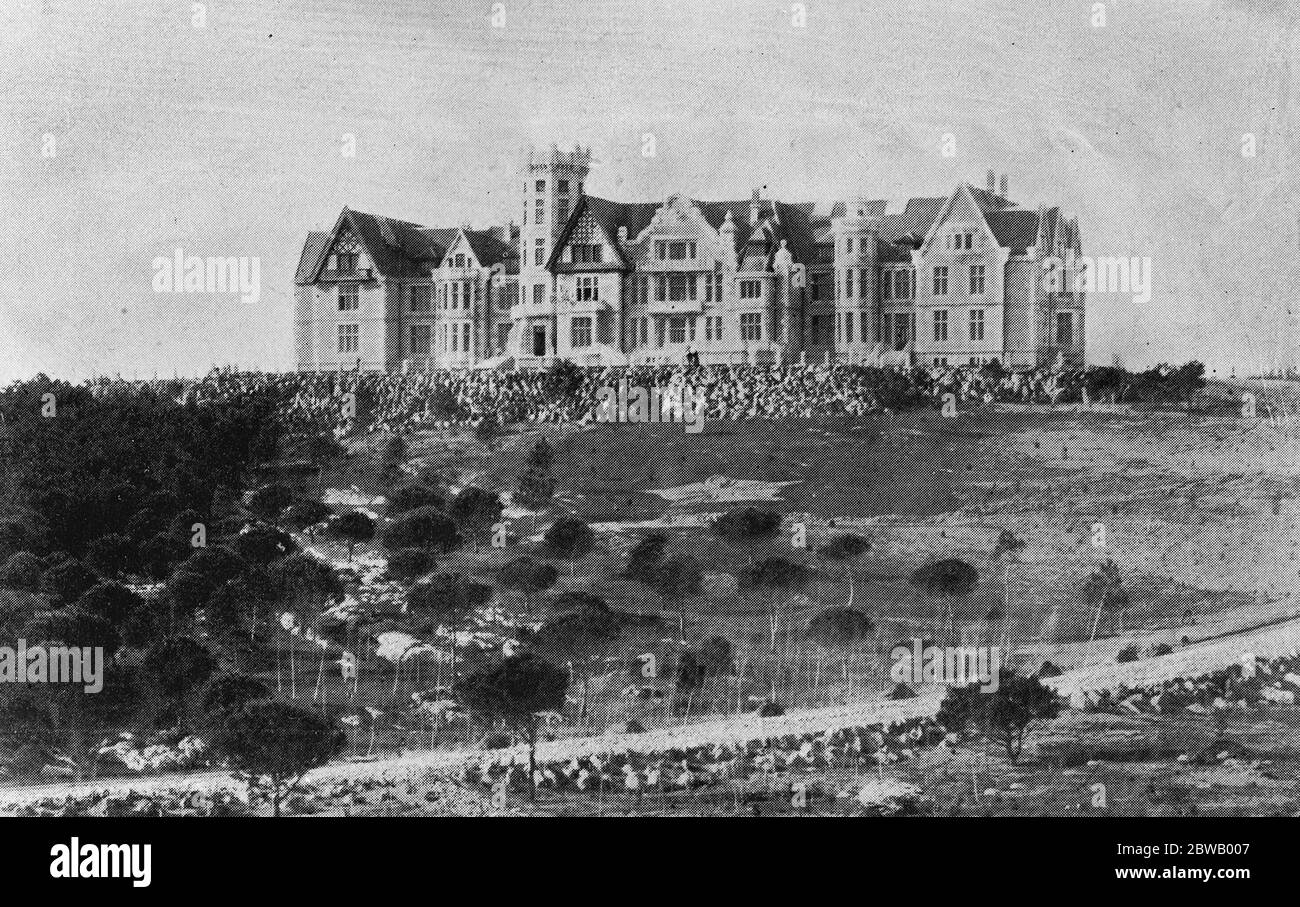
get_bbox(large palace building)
[294,145,1084,371]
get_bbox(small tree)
[386,548,435,583]
[232,524,300,565]
[514,468,555,538]
[532,593,621,727]
[408,573,494,684]
[1083,560,1130,640]
[455,653,569,802]
[449,487,503,554]
[283,499,334,538]
[653,554,704,641]
[268,554,345,698]
[213,698,342,816]
[383,506,461,554]
[328,510,375,561]
[936,669,1060,764]
[542,516,595,577]
[526,437,554,472]
[817,534,871,609]
[497,555,557,619]
[247,483,294,522]
[386,483,445,516]
[738,556,811,654]
[624,531,669,584]
[711,507,782,566]
[807,605,875,696]
[909,559,978,646]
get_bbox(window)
[933,309,948,342]
[970,308,985,342]
[534,198,544,224]
[639,318,648,346]
[845,310,855,343]
[844,236,854,255]
[338,323,358,354]
[451,282,461,310]
[535,179,546,192]
[739,279,762,300]
[453,253,465,268]
[557,199,570,224]
[576,275,599,301]
[462,322,470,353]
[534,238,544,266]
[809,314,821,345]
[896,269,913,300]
[533,284,545,306]
[860,312,870,344]
[1056,311,1074,346]
[410,324,431,355]
[336,252,358,273]
[668,317,687,344]
[811,272,828,301]
[859,268,868,299]
[969,264,985,295]
[933,356,948,366]
[497,323,511,352]
[882,270,893,301]
[572,243,603,264]
[338,285,359,311]
[933,266,948,296]
[409,285,431,312]
[705,315,723,341]
[667,273,696,301]
[704,273,723,302]
[740,313,762,342]
[558,179,569,193]
[845,269,854,298]
[571,316,592,348]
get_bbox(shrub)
[39,558,100,605]
[383,506,461,553]
[386,483,445,516]
[1116,644,1141,663]
[386,548,435,582]
[758,700,785,717]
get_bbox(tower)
[516,144,591,359]
[832,197,878,356]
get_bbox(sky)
[0,0,1296,383]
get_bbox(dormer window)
[572,243,603,264]
[336,252,358,273]
[535,180,546,192]
[558,180,569,194]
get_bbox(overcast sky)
[1,0,1296,382]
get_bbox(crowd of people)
[82,359,1136,438]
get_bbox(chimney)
[617,225,628,244]
[986,169,996,194]
[999,174,1009,197]
[750,189,761,226]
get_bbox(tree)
[909,559,978,646]
[449,487,503,554]
[1083,560,1129,641]
[455,653,568,802]
[526,437,554,472]
[213,698,342,816]
[738,556,811,654]
[407,573,494,684]
[817,534,871,609]
[624,531,668,584]
[936,669,1060,763]
[496,556,557,619]
[532,593,622,727]
[711,507,782,565]
[328,510,375,561]
[542,516,595,577]
[268,554,345,699]
[200,672,273,716]
[513,468,554,538]
[652,554,704,641]
[386,548,435,583]
[141,635,217,728]
[84,532,137,578]
[807,606,875,698]
[383,506,461,554]
[232,524,300,565]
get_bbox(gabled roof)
[295,232,330,283]
[297,208,515,284]
[984,208,1041,256]
[463,227,519,274]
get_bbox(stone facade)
[293,152,1084,371]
